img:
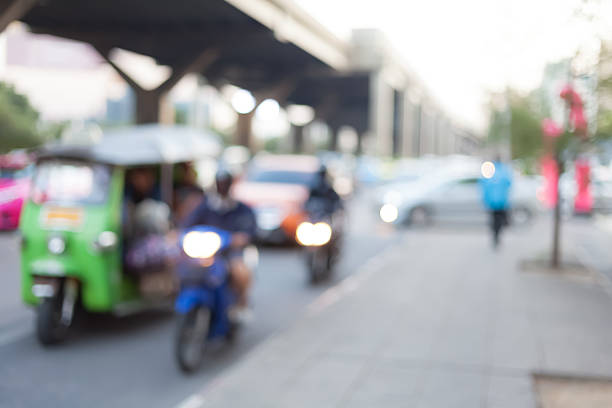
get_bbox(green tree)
[488,90,544,163]
[0,82,44,152]
[596,42,612,140]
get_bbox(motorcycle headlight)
[94,231,118,251]
[379,203,399,223]
[182,231,222,259]
[48,236,66,255]
[296,222,332,246]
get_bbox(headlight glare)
[183,231,222,259]
[380,203,399,223]
[296,221,332,246]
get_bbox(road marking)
[305,246,394,316]
[174,394,205,408]
[0,324,31,347]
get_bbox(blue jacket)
[480,162,512,211]
[181,196,256,240]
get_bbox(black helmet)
[215,168,234,197]
[215,168,234,184]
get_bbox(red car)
[0,152,33,230]
[232,155,321,243]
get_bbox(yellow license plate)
[40,206,84,230]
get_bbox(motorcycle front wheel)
[175,307,211,373]
[307,247,332,284]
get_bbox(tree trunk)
[551,158,562,269]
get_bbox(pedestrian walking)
[479,156,512,248]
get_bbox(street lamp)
[286,104,315,126]
[231,88,256,114]
[256,99,281,121]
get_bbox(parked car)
[376,164,540,227]
[232,154,321,243]
[0,152,33,230]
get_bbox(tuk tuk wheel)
[175,307,210,373]
[36,297,69,345]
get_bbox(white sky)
[296,0,612,132]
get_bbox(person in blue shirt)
[181,169,256,312]
[479,156,513,248]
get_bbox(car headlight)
[296,221,332,246]
[48,236,66,255]
[380,203,399,223]
[182,231,222,259]
[94,231,118,251]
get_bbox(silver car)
[376,171,541,227]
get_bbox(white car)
[376,168,541,227]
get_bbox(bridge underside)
[0,0,476,155]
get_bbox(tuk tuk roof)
[39,125,222,166]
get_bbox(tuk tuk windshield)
[31,161,111,205]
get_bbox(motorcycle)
[174,226,239,373]
[296,199,343,283]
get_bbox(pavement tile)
[339,361,422,407]
[487,374,537,408]
[417,367,484,408]
[199,220,612,407]
[276,357,365,408]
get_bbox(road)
[0,193,399,408]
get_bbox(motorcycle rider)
[305,164,344,245]
[307,164,342,215]
[181,169,256,316]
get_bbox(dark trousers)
[490,209,508,246]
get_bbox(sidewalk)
[190,220,612,408]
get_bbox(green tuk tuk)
[20,125,221,345]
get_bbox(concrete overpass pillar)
[392,89,403,157]
[236,111,255,150]
[134,89,163,124]
[327,124,340,151]
[369,71,394,157]
[291,124,304,153]
[412,104,422,157]
[433,115,441,154]
[419,109,434,155]
[0,0,37,33]
[95,47,218,124]
[401,94,417,157]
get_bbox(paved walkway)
[187,219,612,408]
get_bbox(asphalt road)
[0,193,399,408]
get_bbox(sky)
[296,0,612,133]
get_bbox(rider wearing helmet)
[181,169,256,312]
[307,164,342,215]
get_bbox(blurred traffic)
[2,0,612,407]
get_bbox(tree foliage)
[596,42,612,140]
[488,91,543,162]
[0,82,44,152]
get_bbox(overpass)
[0,0,478,156]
